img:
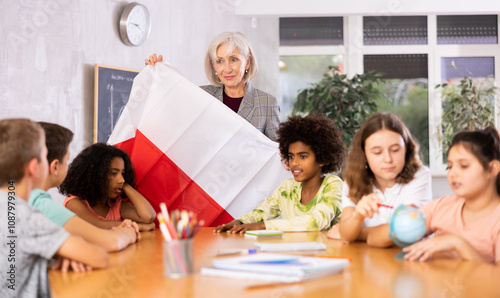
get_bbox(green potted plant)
[437,74,498,155]
[293,66,381,147]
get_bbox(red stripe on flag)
[114,130,234,227]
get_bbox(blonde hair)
[0,119,44,186]
[204,32,258,87]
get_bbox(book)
[254,241,326,252]
[201,253,350,282]
[244,230,284,239]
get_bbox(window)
[439,57,496,159]
[437,15,498,44]
[279,55,343,121]
[441,57,495,81]
[364,54,429,164]
[363,16,427,45]
[279,15,500,174]
[280,17,343,46]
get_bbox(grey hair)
[204,32,258,87]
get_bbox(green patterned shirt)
[238,175,343,231]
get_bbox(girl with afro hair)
[214,114,345,232]
[59,143,156,231]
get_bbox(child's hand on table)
[214,220,243,233]
[403,234,461,262]
[50,257,93,273]
[114,219,141,241]
[214,220,266,234]
[137,222,155,231]
[226,222,266,234]
[327,224,341,239]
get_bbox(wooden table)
[49,228,500,298]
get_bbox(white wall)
[432,176,451,198]
[0,0,278,202]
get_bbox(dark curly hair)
[278,114,345,174]
[343,112,421,203]
[58,143,136,206]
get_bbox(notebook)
[244,230,284,239]
[201,253,350,282]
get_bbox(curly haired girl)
[59,143,156,231]
[214,114,345,232]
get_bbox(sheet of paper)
[254,242,326,252]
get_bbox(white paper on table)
[254,242,326,252]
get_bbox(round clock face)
[119,3,151,46]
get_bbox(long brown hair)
[343,112,421,203]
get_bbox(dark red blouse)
[223,92,244,113]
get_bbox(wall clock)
[119,2,151,46]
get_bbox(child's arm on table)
[339,193,393,247]
[214,219,267,234]
[50,256,93,273]
[56,235,109,269]
[63,216,139,252]
[403,234,492,263]
[120,183,156,226]
[329,224,392,247]
[263,197,340,232]
[327,224,341,239]
[215,187,282,234]
[136,222,156,231]
[222,222,266,234]
[239,178,342,232]
[66,198,131,229]
[362,225,393,247]
[214,220,243,233]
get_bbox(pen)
[314,255,352,262]
[158,213,178,241]
[214,248,257,256]
[160,202,169,220]
[377,203,393,209]
[242,258,300,264]
[157,213,172,241]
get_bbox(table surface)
[49,227,500,298]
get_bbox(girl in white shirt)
[328,112,432,247]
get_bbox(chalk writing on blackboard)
[94,64,140,143]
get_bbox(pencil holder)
[163,239,194,278]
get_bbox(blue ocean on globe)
[389,204,426,248]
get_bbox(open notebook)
[201,253,350,283]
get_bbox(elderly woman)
[146,32,280,141]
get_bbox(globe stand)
[394,251,406,260]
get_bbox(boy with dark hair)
[0,118,108,298]
[30,122,139,252]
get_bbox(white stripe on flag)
[109,61,290,219]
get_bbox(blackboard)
[94,64,140,143]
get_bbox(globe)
[389,204,426,247]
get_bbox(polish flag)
[107,61,290,226]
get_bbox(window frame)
[279,15,500,176]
